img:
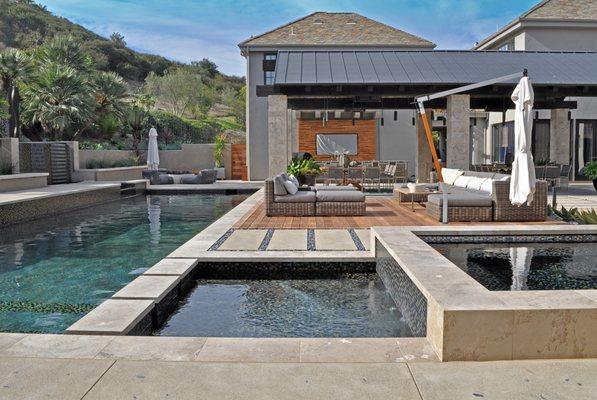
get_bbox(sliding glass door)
[576,120,597,180]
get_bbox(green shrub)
[549,205,597,224]
[583,160,597,180]
[85,156,139,169]
[213,133,226,168]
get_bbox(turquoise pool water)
[0,194,246,333]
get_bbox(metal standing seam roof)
[273,50,597,86]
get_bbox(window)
[532,120,550,162]
[491,121,515,164]
[498,40,515,51]
[264,71,275,85]
[263,53,277,85]
[316,134,358,155]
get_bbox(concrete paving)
[315,229,357,250]
[218,229,267,251]
[266,229,308,250]
[0,181,121,206]
[554,183,597,211]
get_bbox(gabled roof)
[522,0,597,20]
[475,0,597,49]
[238,12,435,48]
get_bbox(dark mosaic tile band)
[258,229,275,251]
[307,229,316,251]
[349,229,366,251]
[0,301,95,314]
[193,261,376,280]
[375,239,427,337]
[419,234,597,244]
[208,228,235,251]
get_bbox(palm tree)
[92,71,128,118]
[22,64,94,140]
[35,35,93,73]
[0,48,31,137]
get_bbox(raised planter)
[0,173,49,193]
[73,166,146,182]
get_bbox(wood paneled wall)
[231,143,248,180]
[297,119,377,161]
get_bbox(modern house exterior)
[239,3,597,182]
[238,12,435,180]
[474,0,597,180]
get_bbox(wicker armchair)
[492,180,548,221]
[264,179,315,216]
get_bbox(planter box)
[73,166,146,182]
[0,173,49,193]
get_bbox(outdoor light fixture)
[381,116,384,126]
[535,111,539,120]
[394,111,398,121]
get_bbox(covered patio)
[259,50,597,181]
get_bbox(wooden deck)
[234,196,561,229]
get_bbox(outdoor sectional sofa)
[426,169,548,222]
[265,174,366,216]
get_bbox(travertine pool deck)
[0,333,595,399]
[554,182,597,210]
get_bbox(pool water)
[0,194,247,333]
[433,242,597,291]
[157,274,412,337]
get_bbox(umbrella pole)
[417,102,444,183]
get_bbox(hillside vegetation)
[0,0,246,150]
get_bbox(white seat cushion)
[466,177,488,191]
[442,168,464,185]
[453,175,474,188]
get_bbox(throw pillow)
[453,175,473,188]
[480,178,494,194]
[283,180,298,195]
[466,177,488,191]
[288,174,300,186]
[442,168,464,185]
[273,175,288,195]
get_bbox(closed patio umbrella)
[509,76,536,206]
[147,128,160,171]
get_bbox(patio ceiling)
[257,50,597,109]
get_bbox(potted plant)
[213,133,226,180]
[287,158,321,186]
[583,160,597,191]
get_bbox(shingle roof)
[522,0,597,20]
[239,12,435,48]
[274,50,597,86]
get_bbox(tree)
[221,85,246,127]
[110,32,126,47]
[193,58,218,78]
[22,64,94,140]
[144,69,215,117]
[92,71,128,118]
[0,48,31,137]
[35,35,93,72]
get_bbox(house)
[238,12,435,180]
[474,0,597,180]
[239,6,597,183]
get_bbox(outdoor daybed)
[265,174,365,216]
[426,168,548,222]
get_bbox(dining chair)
[326,166,344,186]
[363,166,381,192]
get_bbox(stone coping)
[143,258,198,278]
[371,225,597,362]
[66,299,154,335]
[0,172,49,180]
[112,275,180,302]
[0,181,121,206]
[77,166,146,172]
[0,333,438,363]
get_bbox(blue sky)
[37,0,538,77]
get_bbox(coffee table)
[394,187,438,211]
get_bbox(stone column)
[549,109,570,165]
[0,137,19,173]
[416,113,433,183]
[446,94,471,170]
[267,94,289,176]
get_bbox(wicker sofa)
[265,175,365,216]
[426,169,548,222]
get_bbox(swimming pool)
[432,241,597,291]
[0,194,247,333]
[157,273,412,338]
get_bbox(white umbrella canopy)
[509,76,536,206]
[147,128,160,171]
